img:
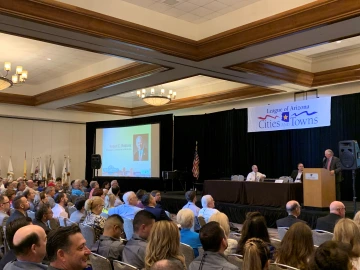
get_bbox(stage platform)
[161,191,358,229]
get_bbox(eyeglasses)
[1,201,10,205]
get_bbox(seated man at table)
[198,195,219,223]
[290,163,304,182]
[246,165,266,182]
[276,200,307,228]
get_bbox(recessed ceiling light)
[336,41,342,44]
[47,58,51,60]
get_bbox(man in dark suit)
[6,195,29,225]
[290,163,304,182]
[141,193,170,222]
[323,149,342,200]
[133,135,148,161]
[276,200,307,228]
[316,201,345,233]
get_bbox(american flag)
[192,141,200,179]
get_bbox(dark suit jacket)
[315,213,341,233]
[33,219,51,234]
[290,170,303,181]
[133,147,148,161]
[276,215,306,228]
[6,210,27,225]
[323,156,342,182]
[144,206,171,222]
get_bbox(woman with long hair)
[83,196,107,241]
[103,194,116,214]
[333,218,360,269]
[243,238,270,270]
[145,220,186,269]
[275,222,314,269]
[236,212,275,259]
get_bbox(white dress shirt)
[246,171,266,181]
[52,204,68,218]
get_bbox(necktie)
[327,158,331,170]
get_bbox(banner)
[248,97,331,132]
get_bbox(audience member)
[37,181,45,192]
[246,165,266,182]
[177,209,202,257]
[91,214,125,262]
[189,221,238,270]
[0,195,10,226]
[81,179,89,192]
[71,179,85,196]
[145,220,185,269]
[92,188,105,199]
[108,191,142,219]
[52,192,69,218]
[150,190,162,209]
[16,181,26,196]
[198,195,219,223]
[45,187,56,208]
[70,198,86,223]
[209,212,238,255]
[103,194,116,214]
[5,189,16,205]
[243,238,270,270]
[136,189,147,208]
[23,188,36,212]
[83,196,107,241]
[236,212,275,259]
[275,222,314,270]
[108,180,119,195]
[102,181,110,190]
[142,193,171,222]
[112,186,123,206]
[6,196,30,225]
[150,259,184,270]
[26,180,35,189]
[333,218,360,269]
[276,200,307,228]
[0,217,32,269]
[123,210,156,269]
[316,201,345,232]
[4,225,47,270]
[89,181,99,198]
[308,241,354,270]
[36,191,49,209]
[33,204,53,234]
[46,225,91,270]
[182,190,200,231]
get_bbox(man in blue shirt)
[198,195,219,223]
[108,191,142,220]
[182,191,200,231]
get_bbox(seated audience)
[108,191,142,219]
[71,179,85,196]
[111,186,123,206]
[276,200,307,228]
[103,194,116,214]
[150,259,184,270]
[308,241,354,270]
[83,196,107,241]
[92,188,105,199]
[246,165,266,181]
[150,190,162,209]
[290,163,304,182]
[6,195,30,225]
[142,193,171,222]
[209,212,238,255]
[89,181,99,198]
[177,209,202,257]
[33,204,53,234]
[52,192,69,218]
[36,191,49,209]
[4,225,47,270]
[145,220,185,269]
[69,198,86,223]
[136,189,147,208]
[236,212,275,259]
[46,225,91,270]
[102,181,110,190]
[26,180,35,190]
[37,181,45,192]
[5,189,16,206]
[23,188,36,212]
[243,238,270,270]
[16,181,26,196]
[108,180,119,195]
[189,221,238,270]
[45,186,56,208]
[333,218,360,269]
[275,222,314,270]
[91,214,125,262]
[123,210,156,269]
[198,195,219,223]
[316,201,345,232]
[80,179,89,192]
[182,190,200,231]
[0,217,32,269]
[0,195,10,226]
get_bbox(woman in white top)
[246,165,266,181]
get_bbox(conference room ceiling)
[0,0,359,117]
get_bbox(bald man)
[316,201,345,233]
[4,225,47,270]
[276,200,307,228]
[150,259,184,270]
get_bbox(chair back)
[113,260,139,270]
[180,242,195,269]
[27,210,35,220]
[123,219,134,240]
[269,263,300,270]
[165,210,171,218]
[198,246,204,257]
[80,223,96,246]
[277,227,289,240]
[270,238,282,250]
[198,216,206,227]
[48,218,60,230]
[238,175,244,181]
[65,218,75,227]
[227,254,243,269]
[89,252,112,270]
[3,225,9,254]
[312,230,333,246]
[59,216,67,227]
[68,206,77,216]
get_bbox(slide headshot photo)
[133,134,149,161]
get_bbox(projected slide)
[95,124,160,177]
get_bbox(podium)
[303,168,335,208]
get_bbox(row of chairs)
[278,227,333,246]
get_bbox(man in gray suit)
[323,149,342,200]
[0,195,10,226]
